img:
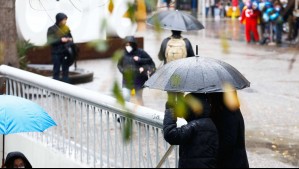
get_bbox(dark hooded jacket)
[117,36,156,90]
[4,152,32,168]
[209,93,249,168]
[47,13,73,55]
[163,94,219,168]
[158,31,195,64]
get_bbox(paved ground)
[74,20,299,168]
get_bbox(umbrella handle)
[156,145,175,168]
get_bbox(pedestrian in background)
[158,30,195,105]
[4,152,32,168]
[240,1,261,44]
[47,13,74,83]
[118,36,156,106]
[163,93,219,168]
[209,92,250,168]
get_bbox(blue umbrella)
[0,95,57,134]
[0,95,57,165]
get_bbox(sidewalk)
[76,29,299,168]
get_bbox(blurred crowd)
[205,0,299,46]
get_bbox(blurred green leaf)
[123,113,133,143]
[127,2,137,23]
[170,74,182,88]
[16,40,33,70]
[112,50,124,63]
[174,95,188,118]
[100,18,108,35]
[113,82,125,106]
[88,40,108,52]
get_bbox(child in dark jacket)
[163,93,219,168]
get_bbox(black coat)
[158,37,195,64]
[47,13,73,55]
[5,152,32,168]
[118,48,156,90]
[211,108,249,168]
[163,94,219,168]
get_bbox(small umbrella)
[144,56,250,93]
[146,10,205,32]
[0,95,57,166]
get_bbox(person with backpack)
[158,30,195,105]
[158,30,195,64]
[47,13,75,83]
[118,36,156,106]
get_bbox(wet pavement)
[75,19,299,168]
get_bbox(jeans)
[52,54,70,83]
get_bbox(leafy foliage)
[16,40,33,70]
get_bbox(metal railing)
[0,65,179,168]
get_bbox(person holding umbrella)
[209,92,250,168]
[147,10,204,65]
[0,95,57,167]
[163,93,219,168]
[147,10,204,105]
[144,56,251,167]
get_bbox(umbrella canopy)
[146,10,205,32]
[0,95,57,135]
[144,57,250,93]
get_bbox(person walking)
[47,13,74,83]
[118,36,156,106]
[4,152,32,168]
[158,31,195,105]
[158,30,195,65]
[240,1,261,43]
[163,93,219,168]
[209,92,249,168]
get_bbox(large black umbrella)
[146,10,205,32]
[144,57,250,93]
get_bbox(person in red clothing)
[240,2,261,43]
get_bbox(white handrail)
[0,65,184,168]
[0,65,164,128]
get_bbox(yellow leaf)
[223,83,240,111]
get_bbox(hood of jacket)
[55,13,68,25]
[184,93,211,122]
[5,152,32,168]
[124,36,138,52]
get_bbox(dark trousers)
[276,23,283,43]
[293,18,299,39]
[52,54,70,83]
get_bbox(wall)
[2,135,89,168]
[26,37,144,64]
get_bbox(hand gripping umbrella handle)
[156,145,175,168]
